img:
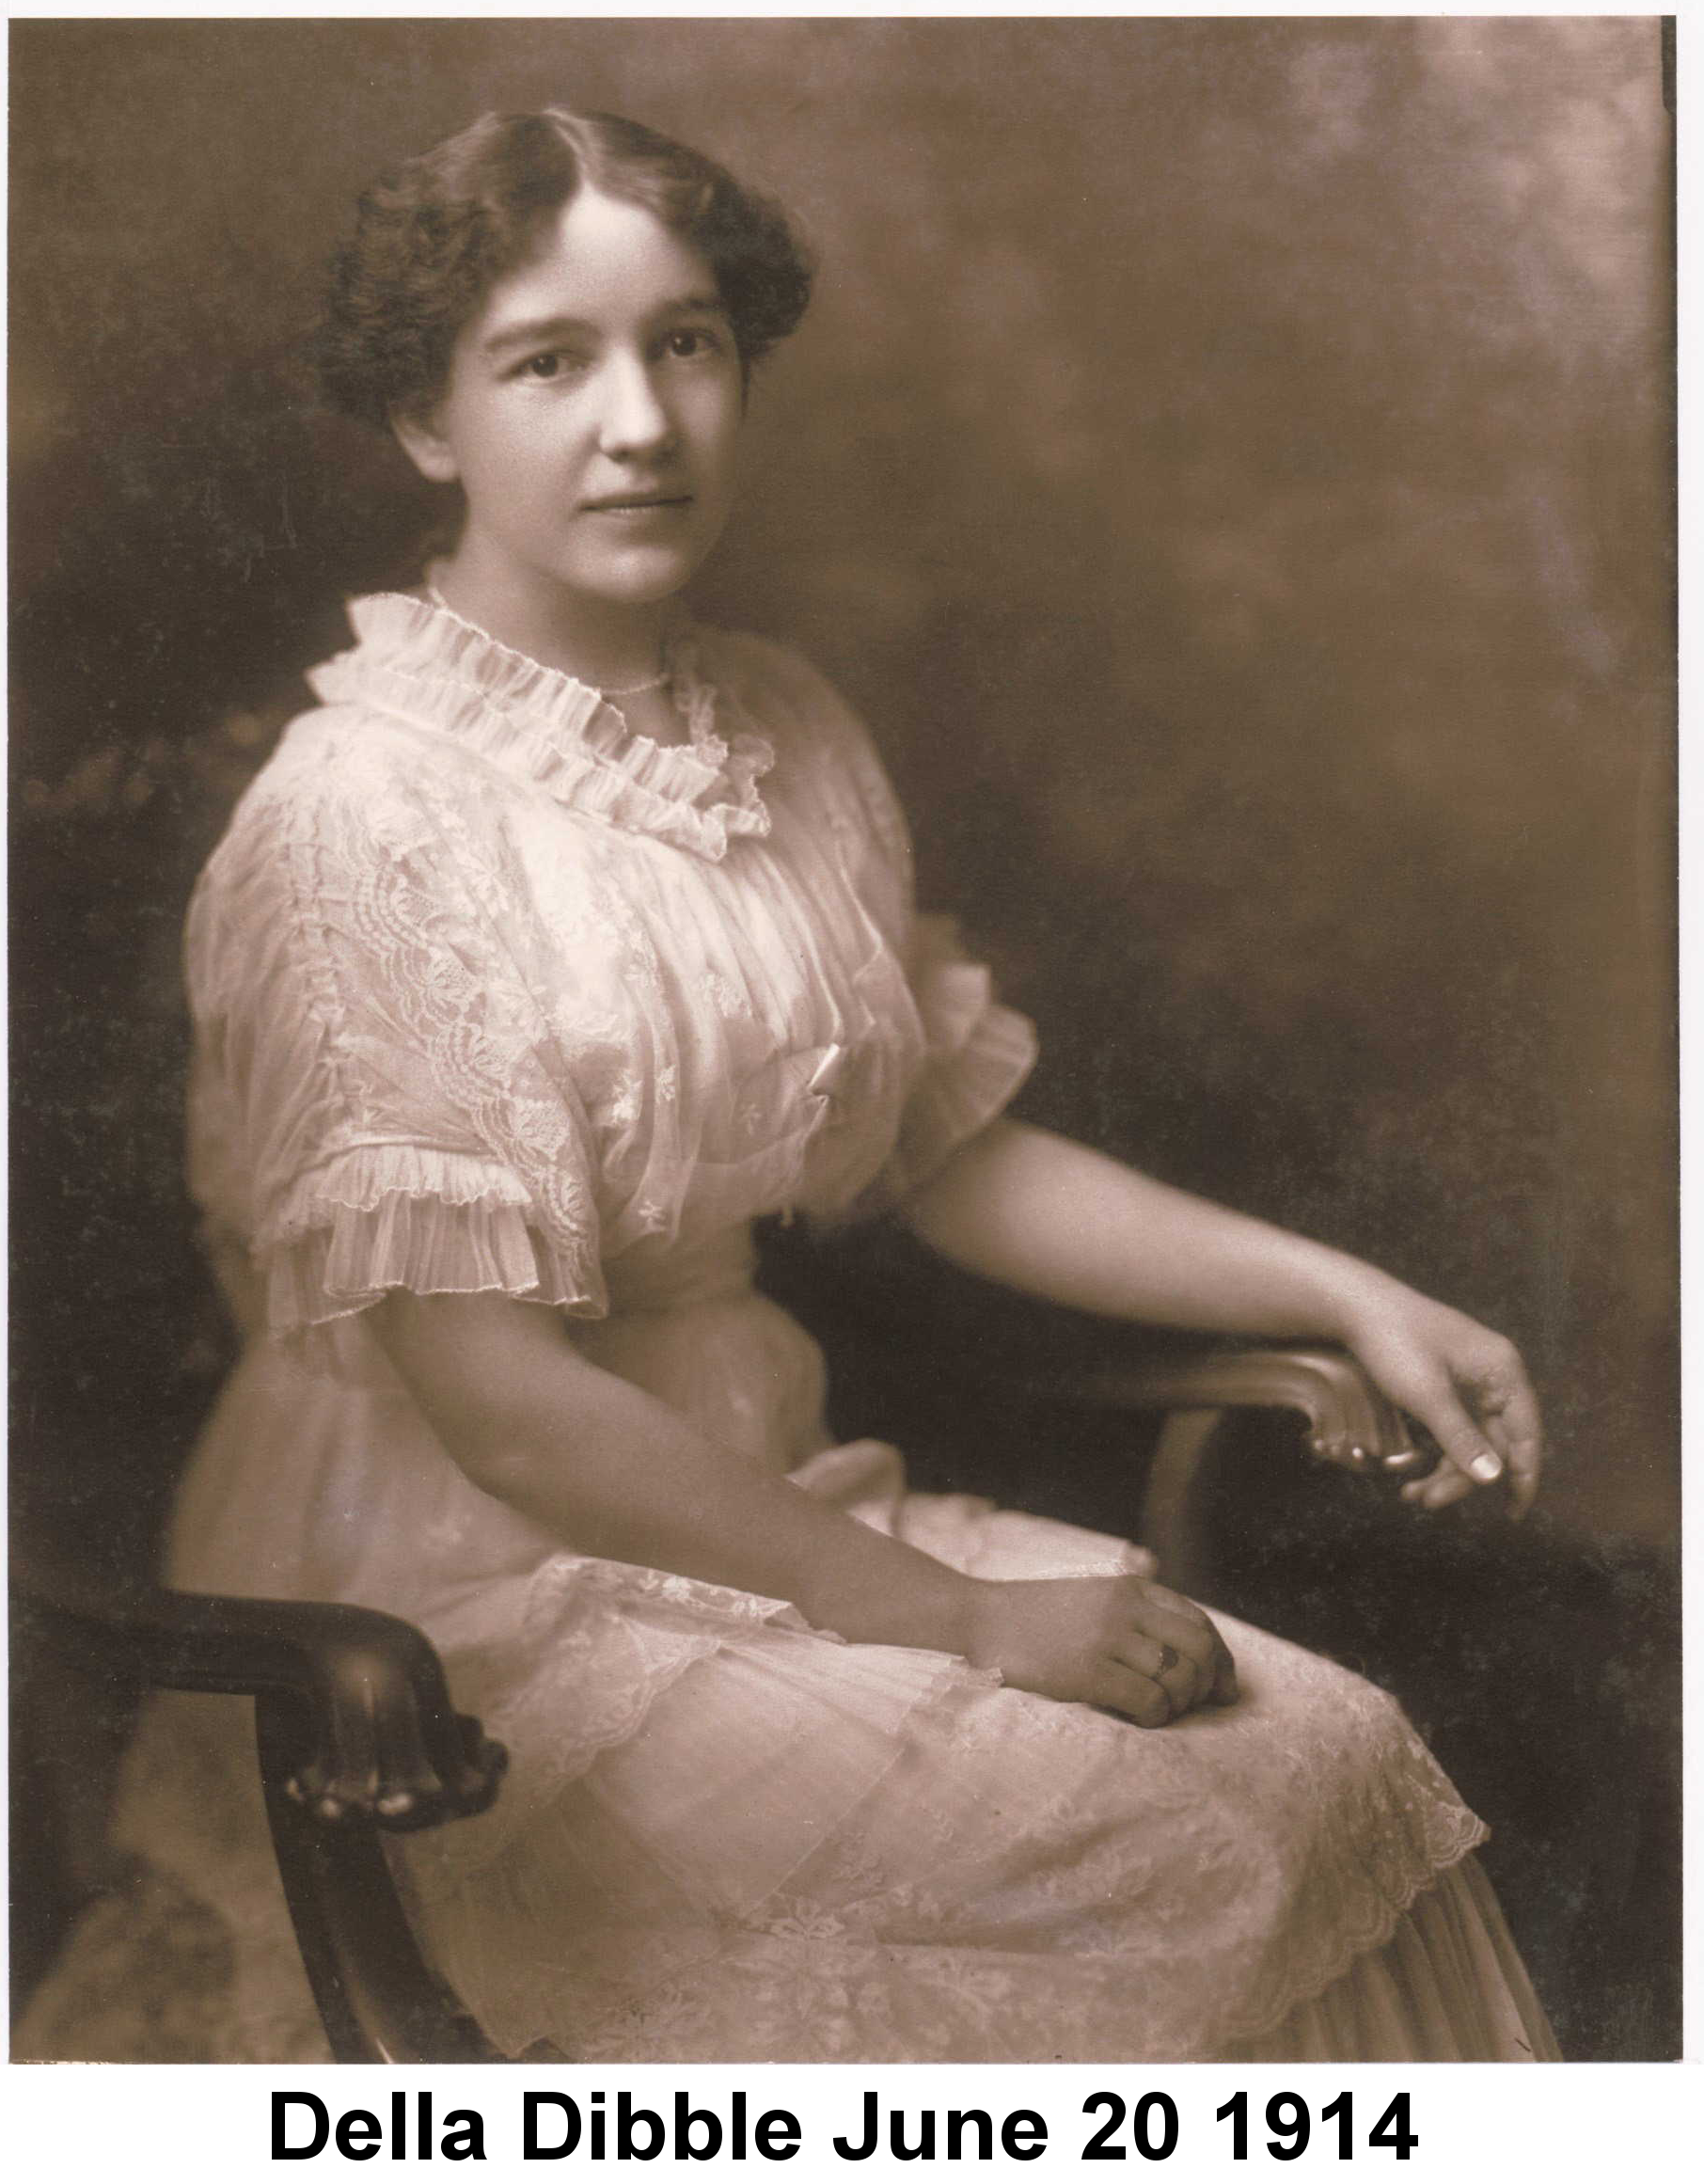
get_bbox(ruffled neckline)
[306,592,775,862]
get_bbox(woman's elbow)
[435,1421,544,1503]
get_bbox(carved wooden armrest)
[16,1559,525,2062]
[1035,1339,1422,1582]
[17,1568,506,1829]
[1049,1341,1420,1474]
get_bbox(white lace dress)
[22,594,1556,2063]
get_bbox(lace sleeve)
[738,641,1040,1210]
[185,741,609,1362]
[873,913,1038,1206]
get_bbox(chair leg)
[1137,1407,1225,1589]
[255,1693,509,2063]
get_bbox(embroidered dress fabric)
[20,596,1556,2064]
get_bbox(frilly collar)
[306,592,774,862]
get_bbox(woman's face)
[396,186,744,624]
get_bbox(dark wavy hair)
[316,108,814,430]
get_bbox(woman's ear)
[390,403,460,486]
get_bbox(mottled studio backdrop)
[11,18,1672,1559]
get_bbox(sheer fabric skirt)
[18,1338,1557,2064]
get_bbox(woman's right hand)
[961,1575,1238,1727]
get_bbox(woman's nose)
[597,356,674,460]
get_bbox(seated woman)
[22,107,1555,2065]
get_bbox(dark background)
[9,17,1676,2052]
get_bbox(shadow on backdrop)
[9,19,1676,2056]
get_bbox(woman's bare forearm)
[904,1119,1542,1512]
[368,1289,1245,1715]
[902,1118,1403,1340]
[370,1290,980,1651]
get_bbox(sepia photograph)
[9,14,1677,2079]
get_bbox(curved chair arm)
[15,1560,528,2063]
[760,1223,1416,1462]
[1038,1340,1421,1583]
[17,1568,506,1828]
[1049,1342,1418,1474]
[756,1223,1426,1581]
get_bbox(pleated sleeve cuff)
[258,1143,608,1351]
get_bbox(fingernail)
[1470,1452,1502,1483]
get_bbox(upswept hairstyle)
[315,108,814,430]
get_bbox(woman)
[25,108,1554,2064]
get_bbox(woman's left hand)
[1340,1284,1544,1518]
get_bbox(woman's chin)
[568,522,729,611]
[556,561,707,615]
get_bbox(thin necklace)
[424,585,670,697]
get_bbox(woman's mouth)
[581,493,693,515]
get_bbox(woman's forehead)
[471,187,721,347]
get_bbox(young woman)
[25,109,1554,2063]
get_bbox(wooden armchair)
[14,1277,1420,2064]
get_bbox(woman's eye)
[517,349,592,382]
[663,327,720,360]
